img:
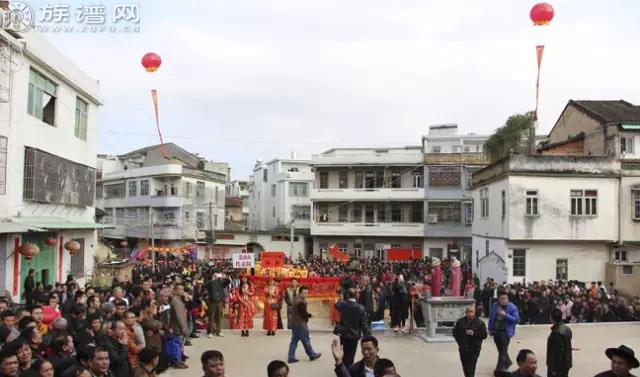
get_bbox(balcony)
[311,187,425,201]
[102,194,184,208]
[425,222,471,238]
[311,221,424,237]
[278,171,313,182]
[102,224,197,240]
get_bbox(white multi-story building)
[0,26,102,298]
[248,156,313,232]
[310,147,425,258]
[96,143,226,250]
[471,154,620,284]
[422,125,489,261]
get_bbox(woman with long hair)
[263,279,279,336]
[237,276,254,337]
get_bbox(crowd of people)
[0,254,635,377]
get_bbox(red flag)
[151,89,167,158]
[535,45,545,121]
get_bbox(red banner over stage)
[247,276,341,299]
[387,248,422,261]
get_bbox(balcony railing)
[311,221,424,237]
[311,187,424,201]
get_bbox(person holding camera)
[334,288,372,367]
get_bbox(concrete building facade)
[96,143,227,250]
[0,27,103,299]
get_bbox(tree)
[484,111,535,162]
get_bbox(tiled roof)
[571,100,640,124]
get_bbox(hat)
[138,347,159,364]
[606,345,639,369]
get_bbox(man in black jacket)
[358,277,374,325]
[102,321,130,377]
[546,309,572,377]
[205,274,229,338]
[453,305,488,377]
[332,336,380,377]
[335,289,372,367]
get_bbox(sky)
[25,0,640,180]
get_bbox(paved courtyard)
[166,322,640,377]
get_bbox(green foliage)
[484,111,535,162]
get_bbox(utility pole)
[289,217,295,261]
[149,207,156,273]
[209,200,215,256]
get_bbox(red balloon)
[141,52,162,72]
[530,3,554,25]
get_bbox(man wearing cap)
[594,345,639,377]
[134,347,159,377]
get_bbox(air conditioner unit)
[428,214,438,224]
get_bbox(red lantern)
[45,237,57,247]
[64,240,81,255]
[530,3,554,26]
[120,240,128,247]
[141,52,162,72]
[19,243,40,261]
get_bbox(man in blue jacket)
[488,290,520,371]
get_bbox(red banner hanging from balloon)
[535,45,545,121]
[150,89,167,159]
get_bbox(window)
[501,190,506,219]
[431,146,441,153]
[27,69,57,126]
[412,171,423,188]
[292,205,311,220]
[214,214,218,227]
[271,184,276,197]
[74,97,88,140]
[377,204,387,223]
[289,183,308,196]
[126,207,137,221]
[0,136,6,194]
[430,248,443,259]
[128,181,137,197]
[355,171,364,189]
[621,136,635,155]
[391,171,401,188]
[480,188,489,218]
[318,204,329,222]
[365,171,375,189]
[263,169,268,182]
[196,181,205,198]
[633,190,640,220]
[116,208,125,222]
[463,202,473,224]
[171,184,178,196]
[196,212,206,229]
[365,204,375,223]
[513,249,526,277]
[623,265,634,275]
[614,250,628,262]
[429,201,461,223]
[353,204,362,222]
[338,205,348,222]
[184,210,190,223]
[452,145,461,153]
[525,190,538,216]
[556,259,568,280]
[391,204,402,222]
[105,183,125,199]
[353,244,362,257]
[485,240,489,256]
[339,171,348,189]
[429,166,461,187]
[185,182,192,197]
[272,206,276,217]
[319,172,329,189]
[570,189,597,216]
[411,203,423,222]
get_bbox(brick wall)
[540,138,584,155]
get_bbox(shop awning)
[0,222,47,234]
[12,218,114,230]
